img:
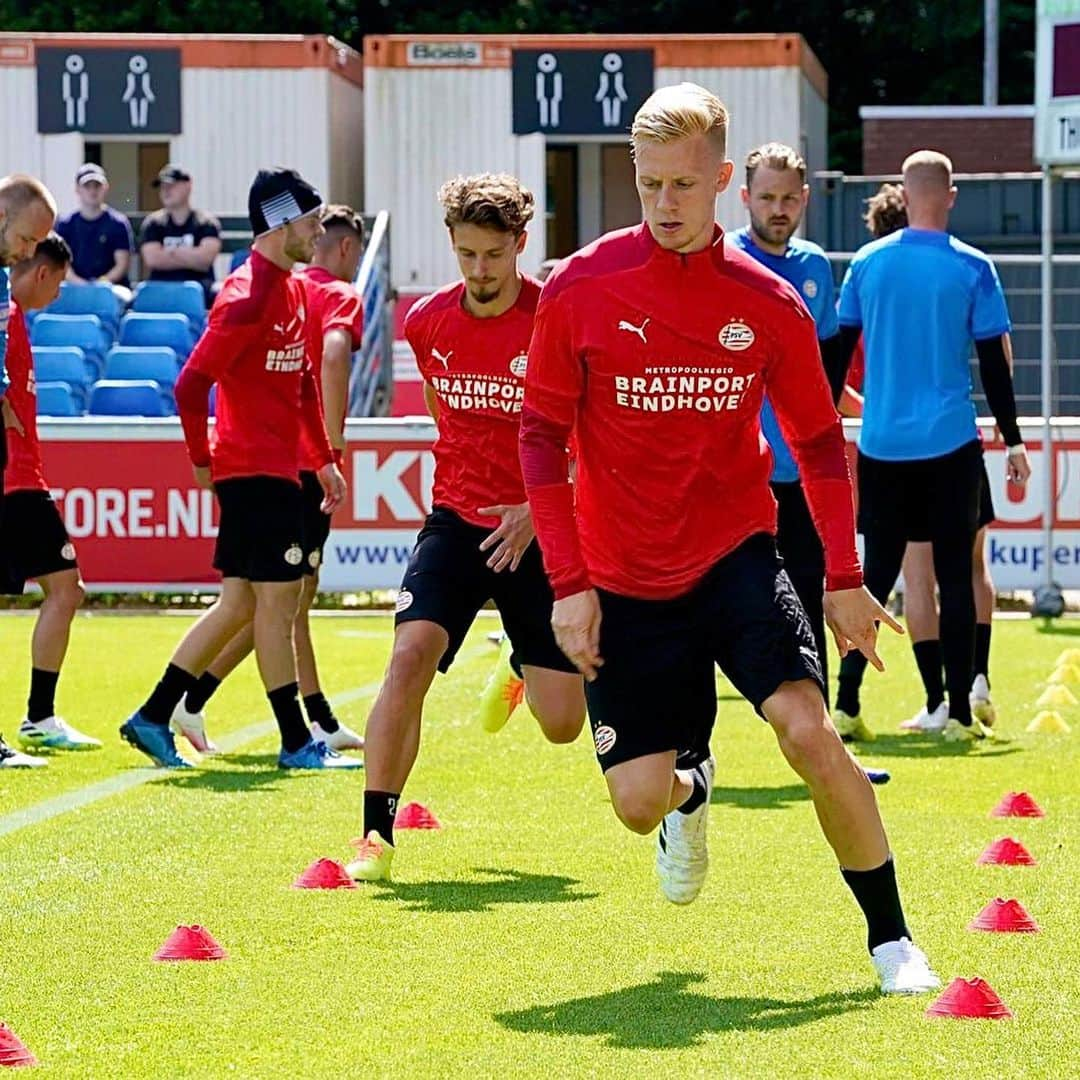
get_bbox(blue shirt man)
[837,228,1011,462]
[55,164,135,288]
[729,227,839,482]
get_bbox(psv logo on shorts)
[308,550,321,569]
[718,320,755,352]
[284,544,303,566]
[593,725,617,756]
[60,542,76,562]
[395,589,414,613]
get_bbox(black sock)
[185,672,221,714]
[302,692,339,733]
[267,682,310,754]
[141,663,197,726]
[974,623,991,683]
[27,668,60,723]
[912,640,945,711]
[677,761,710,815]
[841,855,911,953]
[364,790,399,845]
[835,673,861,717]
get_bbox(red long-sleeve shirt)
[520,223,862,601]
[175,250,332,483]
[3,304,47,493]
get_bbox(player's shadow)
[495,971,876,1048]
[710,783,810,810]
[370,867,598,914]
[1035,623,1080,637]
[848,733,1022,760]
[154,759,286,793]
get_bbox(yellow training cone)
[1036,685,1078,708]
[1047,664,1080,686]
[1056,648,1080,667]
[1026,711,1072,734]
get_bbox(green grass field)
[1,611,1077,1078]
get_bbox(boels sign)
[405,41,484,66]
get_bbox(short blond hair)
[631,83,729,157]
[901,150,953,191]
[0,174,57,218]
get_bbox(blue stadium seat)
[31,314,112,368]
[88,379,174,417]
[104,346,181,388]
[229,248,250,272]
[44,282,122,333]
[35,381,82,417]
[32,346,96,390]
[132,281,207,332]
[118,313,196,359]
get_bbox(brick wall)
[863,118,1034,174]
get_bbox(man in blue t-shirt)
[56,164,135,302]
[827,150,1031,744]
[729,142,841,691]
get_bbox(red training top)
[297,264,364,472]
[405,276,540,527]
[175,250,332,483]
[520,223,862,601]
[3,304,47,493]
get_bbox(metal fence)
[826,252,1080,417]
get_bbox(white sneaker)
[656,755,715,905]
[169,701,219,755]
[970,674,996,726]
[311,720,365,752]
[18,715,102,750]
[0,735,47,768]
[871,937,941,994]
[899,701,948,733]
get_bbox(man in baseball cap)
[139,164,221,299]
[55,163,135,299]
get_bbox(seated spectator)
[55,164,135,304]
[139,165,221,301]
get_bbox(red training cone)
[990,791,1045,818]
[977,837,1037,866]
[925,977,1013,1019]
[293,858,357,890]
[0,1024,37,1068]
[394,802,441,829]
[968,897,1040,932]
[153,925,227,962]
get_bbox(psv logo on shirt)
[718,320,755,352]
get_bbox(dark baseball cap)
[76,163,107,185]
[152,164,192,187]
[248,167,323,238]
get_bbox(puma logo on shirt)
[617,317,650,344]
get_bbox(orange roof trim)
[0,33,364,87]
[365,33,826,99]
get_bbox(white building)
[364,33,828,289]
[0,33,364,219]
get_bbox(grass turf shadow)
[152,757,289,792]
[845,733,1023,760]
[369,867,598,913]
[495,971,878,1048]
[710,783,811,810]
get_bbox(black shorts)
[771,480,825,579]
[300,470,332,576]
[395,506,578,676]
[0,490,79,594]
[213,476,305,583]
[585,533,823,772]
[978,461,995,529]
[857,439,983,544]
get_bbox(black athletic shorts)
[0,490,78,594]
[585,532,824,772]
[856,439,983,544]
[213,476,305,583]
[300,470,332,576]
[771,480,825,580]
[395,505,578,675]
[977,460,995,529]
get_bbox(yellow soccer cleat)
[346,831,395,882]
[942,717,994,743]
[832,709,875,742]
[478,635,526,734]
